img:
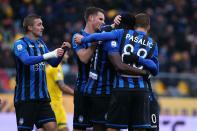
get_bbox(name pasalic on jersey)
[125,34,153,48]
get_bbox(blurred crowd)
[0,0,197,96]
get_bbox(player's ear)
[89,15,94,21]
[27,25,33,31]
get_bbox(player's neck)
[84,23,95,34]
[26,32,39,41]
[135,27,147,34]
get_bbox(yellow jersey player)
[46,45,74,131]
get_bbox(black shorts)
[14,101,56,130]
[148,93,160,131]
[88,95,110,125]
[106,90,151,129]
[73,91,91,129]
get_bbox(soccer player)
[72,7,122,131]
[46,45,74,131]
[81,14,151,131]
[12,14,67,131]
[71,7,105,131]
[111,13,160,131]
[74,13,159,131]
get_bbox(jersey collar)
[135,30,146,35]
[23,36,42,44]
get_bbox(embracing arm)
[74,31,118,44]
[123,54,158,76]
[108,52,148,76]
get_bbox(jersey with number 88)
[122,44,147,69]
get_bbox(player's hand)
[56,48,65,57]
[43,48,64,59]
[74,34,84,44]
[123,53,139,63]
[113,15,121,27]
[61,42,71,51]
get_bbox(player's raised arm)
[98,15,122,32]
[74,30,119,44]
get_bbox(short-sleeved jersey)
[71,30,92,92]
[13,36,50,103]
[46,64,64,101]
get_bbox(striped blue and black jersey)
[13,36,50,103]
[84,42,115,96]
[81,29,159,91]
[72,30,91,92]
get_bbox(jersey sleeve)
[81,29,121,43]
[105,40,120,54]
[13,39,44,65]
[13,40,28,57]
[150,43,159,73]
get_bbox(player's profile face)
[93,12,105,30]
[32,18,44,37]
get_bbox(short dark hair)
[23,14,41,32]
[118,12,135,29]
[135,13,150,29]
[84,7,104,22]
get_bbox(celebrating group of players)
[72,7,159,131]
[12,5,159,131]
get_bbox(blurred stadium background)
[0,0,197,130]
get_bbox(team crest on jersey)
[19,118,24,125]
[78,115,84,123]
[17,44,23,51]
[111,41,117,48]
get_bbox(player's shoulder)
[14,38,24,45]
[148,36,158,46]
[56,64,62,70]
[113,28,124,33]
[13,37,27,50]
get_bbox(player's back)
[114,29,158,91]
[46,64,63,101]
